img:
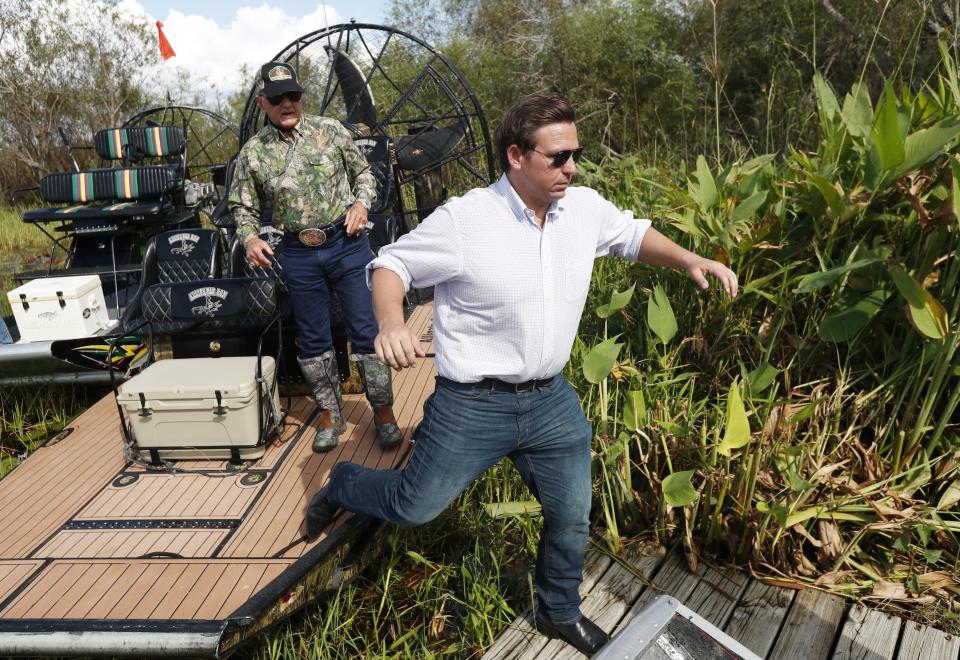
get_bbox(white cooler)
[117,356,279,461]
[8,275,109,342]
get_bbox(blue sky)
[121,0,391,96]
[139,0,386,25]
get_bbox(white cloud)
[117,1,345,101]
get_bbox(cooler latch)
[138,393,151,417]
[56,291,66,308]
[214,390,226,416]
[19,294,28,311]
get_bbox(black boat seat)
[39,167,176,204]
[140,277,278,336]
[120,228,224,332]
[22,200,176,223]
[93,126,186,160]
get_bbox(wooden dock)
[482,546,959,659]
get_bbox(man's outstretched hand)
[684,256,738,298]
[375,321,426,369]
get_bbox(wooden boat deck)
[0,304,436,656]
[483,547,960,659]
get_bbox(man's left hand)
[344,201,368,236]
[685,257,739,298]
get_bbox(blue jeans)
[328,374,594,622]
[282,231,377,358]
[0,317,11,344]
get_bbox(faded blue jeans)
[282,230,377,358]
[327,374,594,623]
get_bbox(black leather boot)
[535,613,609,656]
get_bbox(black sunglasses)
[531,147,583,168]
[266,91,302,106]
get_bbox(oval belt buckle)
[298,228,326,247]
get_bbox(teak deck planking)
[484,545,960,660]
[0,304,436,624]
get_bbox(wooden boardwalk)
[483,546,960,659]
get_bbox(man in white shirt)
[307,94,737,656]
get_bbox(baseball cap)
[259,61,304,97]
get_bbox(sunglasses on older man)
[266,91,302,106]
[530,147,583,168]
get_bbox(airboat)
[0,24,494,657]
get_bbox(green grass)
[0,206,55,317]
[233,472,538,659]
[0,385,97,476]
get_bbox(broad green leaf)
[596,282,636,319]
[917,524,934,547]
[747,362,779,393]
[787,470,814,492]
[841,82,873,138]
[662,470,698,508]
[813,73,840,124]
[893,116,960,180]
[889,266,950,339]
[756,500,789,527]
[818,290,890,342]
[483,500,542,519]
[692,155,719,212]
[582,336,623,384]
[794,258,880,294]
[924,548,943,565]
[647,285,678,345]
[718,380,751,456]
[889,265,927,306]
[807,173,844,216]
[871,82,905,172]
[622,390,646,431]
[938,480,960,510]
[731,190,767,222]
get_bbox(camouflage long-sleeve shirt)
[228,114,378,243]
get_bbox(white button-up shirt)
[367,174,651,383]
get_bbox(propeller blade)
[324,45,377,128]
[395,124,467,171]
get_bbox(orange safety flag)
[156,21,176,60]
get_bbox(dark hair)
[495,94,576,173]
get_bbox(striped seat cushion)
[94,126,186,160]
[40,167,176,203]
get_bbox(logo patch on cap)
[268,65,293,82]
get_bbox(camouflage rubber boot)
[353,353,403,449]
[298,351,346,452]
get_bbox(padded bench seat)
[22,200,181,223]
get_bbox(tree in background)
[388,0,954,163]
[0,0,159,193]
[680,0,949,156]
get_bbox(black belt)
[284,219,345,247]
[440,375,557,393]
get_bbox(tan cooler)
[117,356,279,461]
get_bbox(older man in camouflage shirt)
[229,60,402,453]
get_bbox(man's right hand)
[245,236,274,268]
[375,321,426,369]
